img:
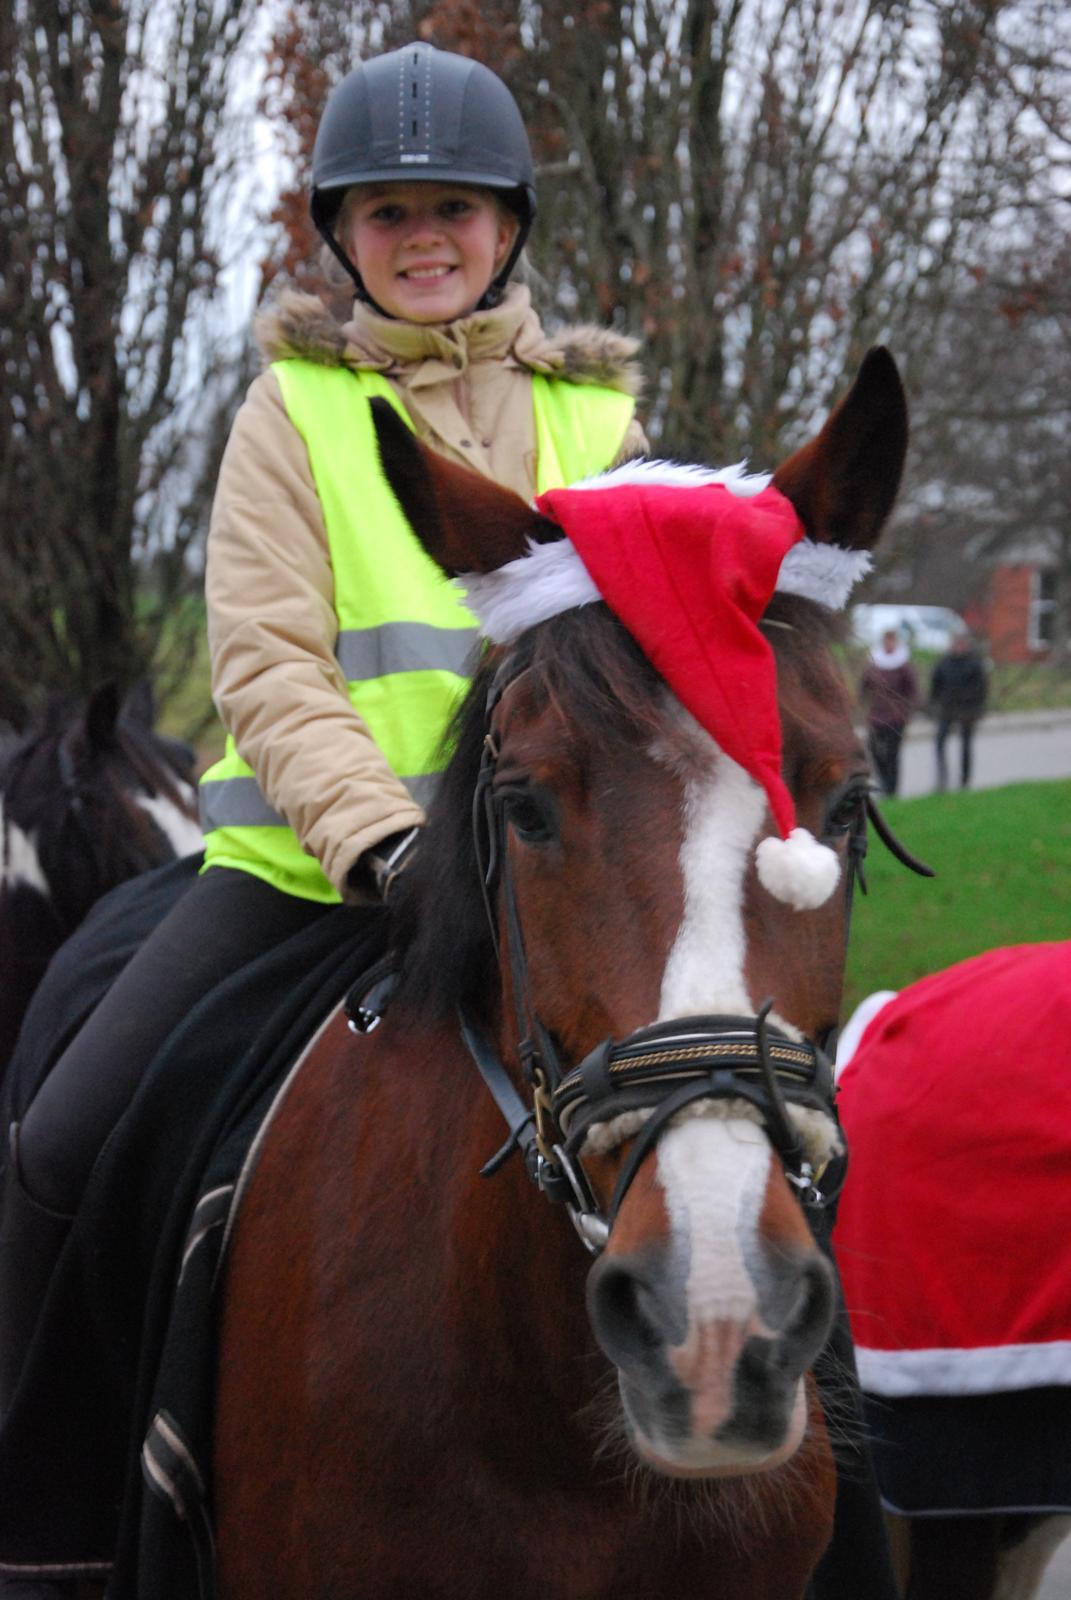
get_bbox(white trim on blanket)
[857,1339,1071,1397]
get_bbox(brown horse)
[214,350,908,1599]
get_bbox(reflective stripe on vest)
[199,365,634,901]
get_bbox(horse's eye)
[498,785,556,845]
[824,783,868,839]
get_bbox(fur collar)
[255,285,643,397]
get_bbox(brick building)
[965,553,1058,665]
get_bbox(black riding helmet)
[311,42,536,313]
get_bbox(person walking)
[929,630,989,790]
[860,627,919,798]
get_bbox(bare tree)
[0,0,264,731]
[261,1,1067,461]
[888,235,1071,661]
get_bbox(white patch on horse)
[584,720,819,1161]
[658,743,765,1019]
[0,801,50,895]
[657,1117,773,1326]
[136,792,204,859]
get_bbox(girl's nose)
[403,212,444,245]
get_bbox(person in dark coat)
[929,631,989,790]
[860,629,919,798]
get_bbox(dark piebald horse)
[212,350,910,1598]
[0,683,202,1073]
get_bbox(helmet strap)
[317,224,372,302]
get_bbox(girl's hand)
[344,826,421,904]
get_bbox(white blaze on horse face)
[136,790,204,859]
[0,801,50,896]
[630,734,809,1469]
[661,1117,770,1324]
[658,744,766,1020]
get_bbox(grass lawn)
[843,778,1071,1016]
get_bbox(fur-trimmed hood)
[255,284,643,398]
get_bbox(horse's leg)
[994,1514,1071,1600]
[904,1514,1001,1600]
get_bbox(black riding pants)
[14,867,329,1217]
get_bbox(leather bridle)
[458,654,920,1256]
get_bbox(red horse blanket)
[835,941,1071,1399]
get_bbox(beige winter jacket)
[205,284,646,896]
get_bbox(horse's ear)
[371,398,560,575]
[773,347,907,551]
[84,681,122,752]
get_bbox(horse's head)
[378,350,906,1481]
[0,681,202,975]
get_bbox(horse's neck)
[373,1009,597,1417]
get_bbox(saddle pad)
[834,941,1071,1399]
[0,903,388,1598]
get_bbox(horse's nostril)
[779,1254,836,1374]
[587,1257,665,1373]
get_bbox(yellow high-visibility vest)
[198,364,634,900]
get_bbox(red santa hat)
[459,460,869,910]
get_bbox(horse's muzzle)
[587,1241,835,1476]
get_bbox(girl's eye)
[498,786,556,845]
[824,783,868,839]
[440,199,472,218]
[370,205,404,224]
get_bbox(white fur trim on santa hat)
[457,538,600,643]
[777,541,873,611]
[456,462,872,643]
[756,828,841,910]
[564,457,773,497]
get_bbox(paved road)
[884,708,1071,800]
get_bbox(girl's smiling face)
[342,182,519,323]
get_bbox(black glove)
[346,826,421,904]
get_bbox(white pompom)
[756,828,841,910]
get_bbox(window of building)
[1029,567,1057,650]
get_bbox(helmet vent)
[399,46,431,161]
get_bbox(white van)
[850,604,967,651]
